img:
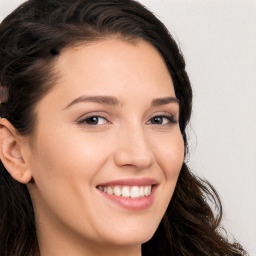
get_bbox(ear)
[0,118,32,184]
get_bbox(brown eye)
[86,116,100,125]
[151,116,164,124]
[148,115,177,125]
[78,116,107,125]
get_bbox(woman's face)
[26,39,184,252]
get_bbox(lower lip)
[97,186,156,210]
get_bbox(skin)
[0,39,184,256]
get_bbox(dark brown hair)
[0,0,247,255]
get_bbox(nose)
[114,125,155,170]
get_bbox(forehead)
[35,38,176,119]
[51,39,175,99]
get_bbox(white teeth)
[122,186,130,198]
[145,186,151,196]
[139,186,145,197]
[107,186,113,195]
[98,185,152,198]
[113,186,122,196]
[131,186,140,198]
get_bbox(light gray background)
[1,0,255,255]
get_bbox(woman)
[0,0,247,255]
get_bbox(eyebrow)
[151,97,180,107]
[63,95,179,110]
[63,95,121,109]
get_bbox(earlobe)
[0,118,32,184]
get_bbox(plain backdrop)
[1,0,256,255]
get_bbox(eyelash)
[77,113,178,127]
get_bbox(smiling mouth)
[97,185,152,198]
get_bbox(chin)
[96,223,158,247]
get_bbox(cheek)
[148,130,184,223]
[153,130,184,180]
[28,130,112,234]
[29,128,106,202]
[32,128,109,179]
[165,144,184,178]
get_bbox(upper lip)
[96,177,159,187]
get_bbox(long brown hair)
[0,0,247,255]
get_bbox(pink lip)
[96,177,159,187]
[96,178,158,211]
[97,186,156,210]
